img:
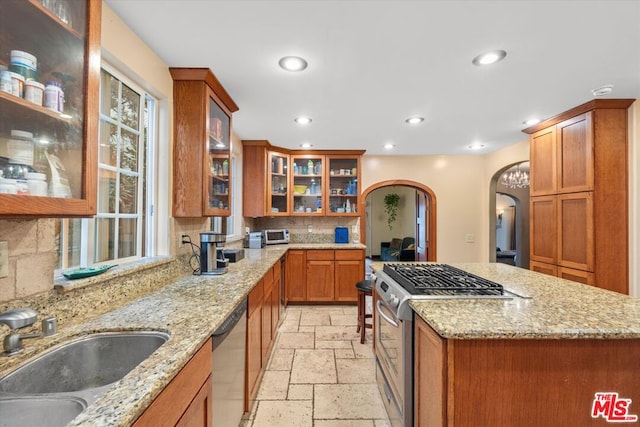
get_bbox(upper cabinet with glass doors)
[291,154,324,216]
[0,0,101,216]
[170,68,239,217]
[326,155,361,216]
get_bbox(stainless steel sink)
[0,331,169,395]
[0,396,86,427]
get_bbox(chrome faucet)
[0,308,57,356]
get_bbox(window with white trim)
[57,65,157,271]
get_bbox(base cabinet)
[286,249,364,303]
[245,264,281,412]
[133,338,212,427]
[414,316,640,426]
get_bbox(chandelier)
[501,164,529,189]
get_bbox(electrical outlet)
[307,224,313,233]
[179,234,190,247]
[465,233,475,243]
[0,241,8,278]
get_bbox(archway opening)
[360,180,437,263]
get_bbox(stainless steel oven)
[374,263,518,427]
[374,277,413,427]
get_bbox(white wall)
[361,143,530,263]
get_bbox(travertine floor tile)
[288,383,313,400]
[316,339,353,349]
[298,326,315,333]
[277,332,315,349]
[374,420,392,427]
[334,348,356,359]
[252,400,313,427]
[337,358,376,384]
[330,313,359,326]
[290,349,337,384]
[256,370,290,400]
[300,310,331,326]
[314,384,388,419]
[316,325,361,341]
[315,420,375,427]
[268,348,294,370]
[278,319,300,332]
[352,338,375,359]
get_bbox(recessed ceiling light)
[472,50,507,66]
[523,118,540,126]
[592,84,613,97]
[294,116,312,125]
[300,142,313,148]
[467,143,485,150]
[405,116,424,125]
[278,56,308,72]
[384,143,395,150]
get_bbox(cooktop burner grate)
[382,263,505,296]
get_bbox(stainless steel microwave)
[263,229,290,245]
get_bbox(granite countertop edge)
[371,262,640,340]
[1,243,364,426]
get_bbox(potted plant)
[384,193,400,230]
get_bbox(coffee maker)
[199,232,229,275]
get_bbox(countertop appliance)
[373,263,517,427]
[199,232,228,275]
[212,298,247,427]
[262,229,289,245]
[247,232,264,249]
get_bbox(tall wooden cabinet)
[242,140,290,217]
[1,0,101,216]
[170,68,239,217]
[524,99,633,294]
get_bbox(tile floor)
[241,304,390,427]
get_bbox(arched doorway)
[359,180,437,262]
[489,162,530,268]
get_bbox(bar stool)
[356,279,373,344]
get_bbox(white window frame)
[56,62,159,272]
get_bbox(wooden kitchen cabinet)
[271,258,282,336]
[242,140,364,217]
[291,154,325,216]
[133,338,212,426]
[286,250,307,302]
[334,249,364,302]
[242,140,290,217]
[306,250,335,301]
[326,155,361,215]
[414,315,640,427]
[262,268,274,361]
[524,99,633,294]
[529,261,557,277]
[0,0,101,216]
[170,68,239,217]
[286,249,364,303]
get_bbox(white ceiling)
[105,0,640,156]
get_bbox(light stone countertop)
[0,243,365,427]
[372,262,640,340]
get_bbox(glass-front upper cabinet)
[268,151,289,215]
[207,95,231,215]
[170,67,238,217]
[291,154,324,216]
[0,0,101,216]
[327,155,361,216]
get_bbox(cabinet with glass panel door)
[326,154,362,216]
[170,67,238,217]
[268,151,289,215]
[0,0,101,216]
[290,154,324,216]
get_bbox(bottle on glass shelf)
[307,160,314,175]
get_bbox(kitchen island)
[0,242,364,426]
[402,263,640,427]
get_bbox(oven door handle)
[376,300,400,328]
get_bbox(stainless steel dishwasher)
[212,298,247,427]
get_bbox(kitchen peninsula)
[393,263,640,427]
